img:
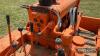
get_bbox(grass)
[0,0,36,36]
[0,0,100,37]
[80,0,100,17]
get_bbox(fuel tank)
[32,0,78,18]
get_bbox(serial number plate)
[76,48,96,53]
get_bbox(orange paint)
[0,0,100,56]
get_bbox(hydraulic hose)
[69,7,77,26]
[53,11,62,30]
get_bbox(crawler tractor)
[0,0,100,56]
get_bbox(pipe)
[37,22,52,35]
[53,10,63,36]
[53,11,62,29]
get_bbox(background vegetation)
[0,0,100,37]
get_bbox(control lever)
[18,28,27,56]
[6,15,16,56]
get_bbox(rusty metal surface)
[80,16,100,33]
[1,0,100,56]
[10,44,55,56]
[0,30,28,56]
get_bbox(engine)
[24,0,79,55]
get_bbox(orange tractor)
[0,0,100,56]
